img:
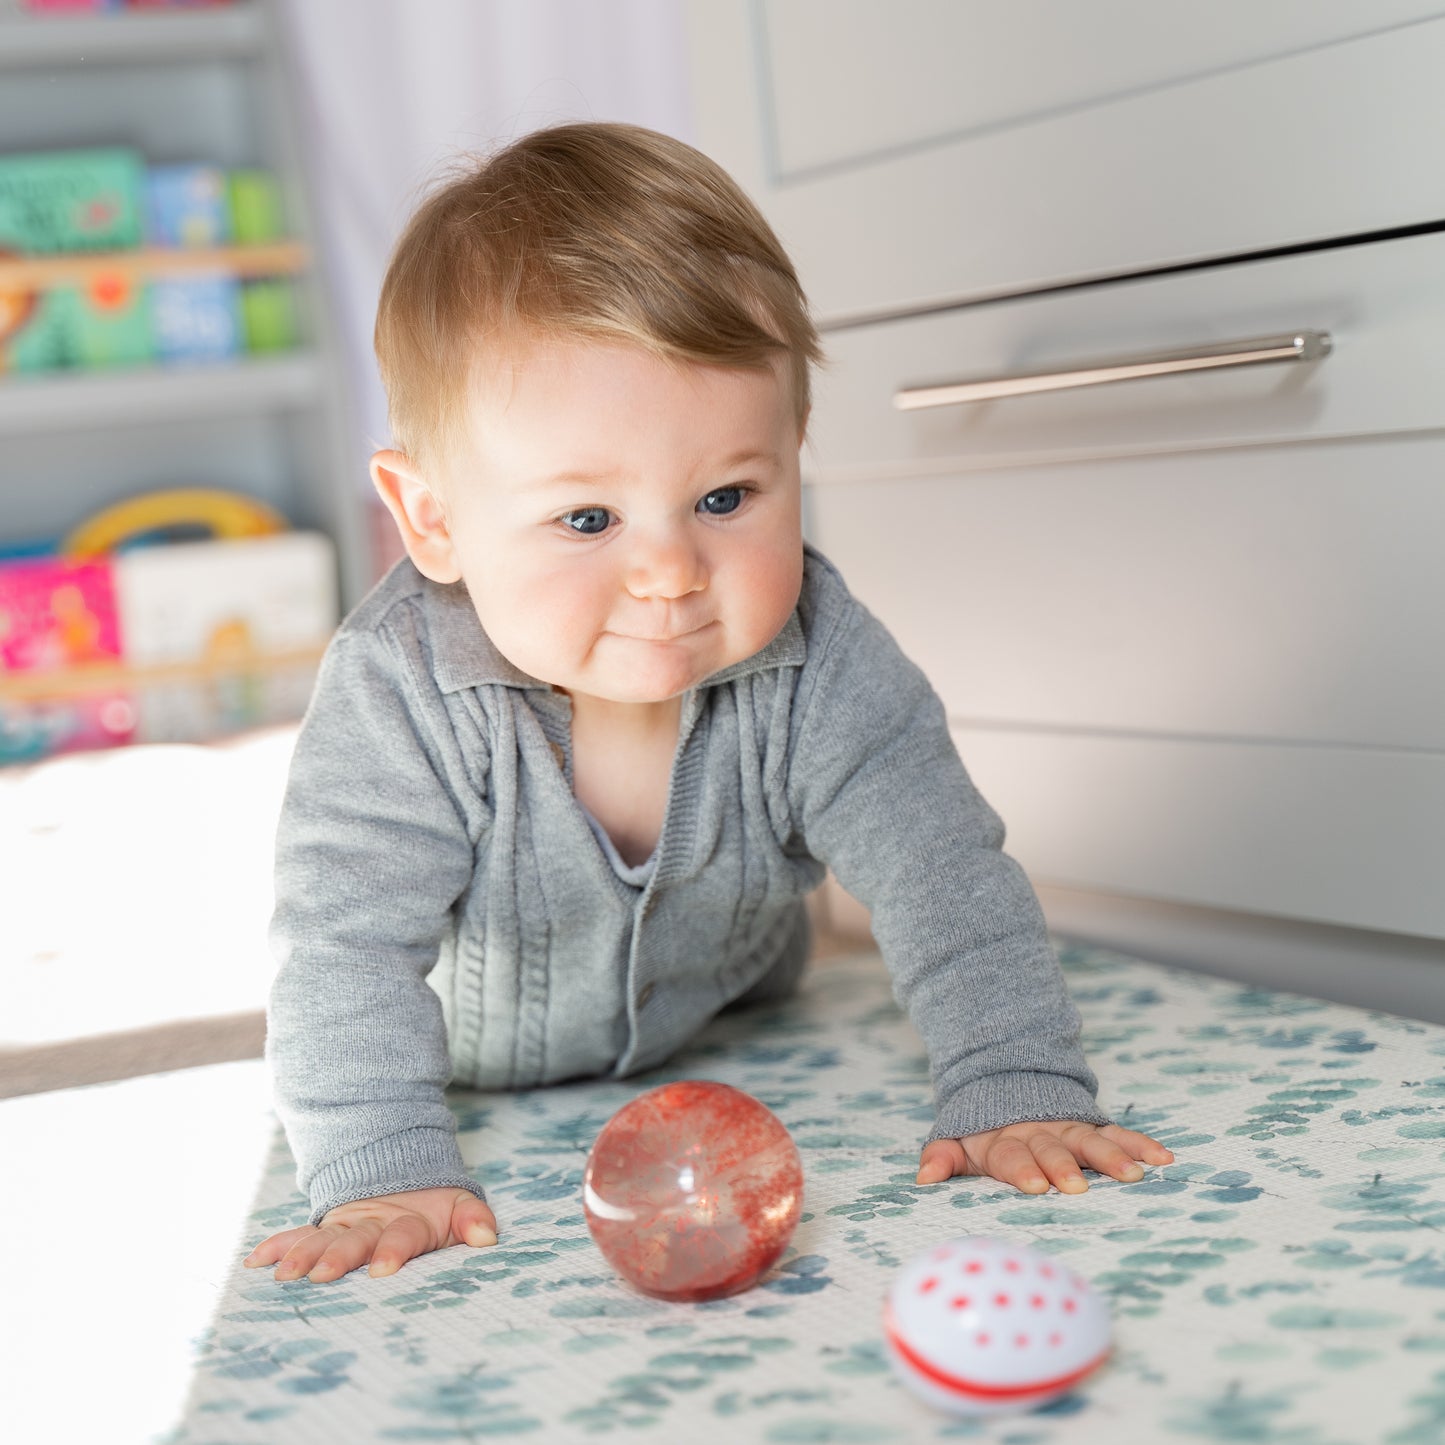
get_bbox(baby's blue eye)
[562,507,612,535]
[698,487,743,516]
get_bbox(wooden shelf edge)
[0,242,309,290]
[1,643,328,704]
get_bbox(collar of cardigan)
[423,577,808,695]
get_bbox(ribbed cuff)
[925,1071,1113,1146]
[306,1125,487,1226]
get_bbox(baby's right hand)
[243,1186,498,1283]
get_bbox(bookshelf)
[0,0,369,611]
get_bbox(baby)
[245,122,1173,1285]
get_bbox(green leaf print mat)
[164,943,1445,1444]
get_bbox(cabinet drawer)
[804,230,1445,483]
[804,431,1445,754]
[952,725,1445,939]
[691,8,1445,321]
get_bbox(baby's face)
[429,338,807,706]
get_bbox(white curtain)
[277,0,695,477]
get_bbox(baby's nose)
[625,533,707,600]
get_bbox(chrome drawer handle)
[893,329,1332,409]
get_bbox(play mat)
[162,941,1445,1444]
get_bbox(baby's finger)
[1024,1134,1089,1194]
[1099,1124,1175,1164]
[450,1193,499,1248]
[916,1139,968,1185]
[1068,1129,1153,1182]
[368,1213,435,1278]
[981,1133,1054,1194]
[308,1218,384,1283]
[274,1225,348,1282]
[243,1225,314,1268]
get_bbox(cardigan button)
[637,982,656,1008]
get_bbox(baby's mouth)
[613,621,712,643]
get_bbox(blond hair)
[374,121,826,479]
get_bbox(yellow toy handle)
[63,489,288,557]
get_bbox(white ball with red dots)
[883,1235,1113,1417]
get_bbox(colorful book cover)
[0,149,144,255]
[145,165,230,248]
[0,556,135,764]
[226,169,284,245]
[1,273,151,374]
[150,275,242,363]
[240,277,297,352]
[0,149,151,374]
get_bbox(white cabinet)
[803,230,1445,757]
[688,4,1445,949]
[689,3,1445,321]
[806,426,1445,937]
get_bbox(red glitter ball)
[582,1081,804,1303]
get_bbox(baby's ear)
[370,450,462,584]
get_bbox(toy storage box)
[0,533,337,760]
[111,531,337,743]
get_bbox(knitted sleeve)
[786,584,1112,1145]
[266,619,488,1224]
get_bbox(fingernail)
[466,1225,498,1248]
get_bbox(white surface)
[1,725,295,1046]
[1,1058,277,1445]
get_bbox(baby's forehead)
[464,335,796,414]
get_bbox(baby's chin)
[567,629,757,704]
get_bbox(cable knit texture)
[267,546,1109,1224]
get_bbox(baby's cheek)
[737,544,803,646]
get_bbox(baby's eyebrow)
[527,449,780,490]
[524,469,616,490]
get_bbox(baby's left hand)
[916,1120,1174,1193]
